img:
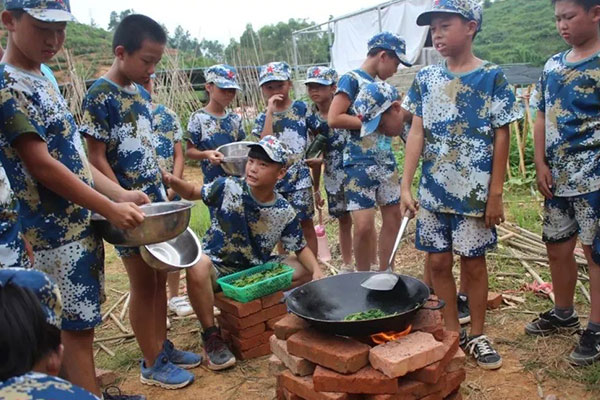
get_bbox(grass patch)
[189,200,211,238]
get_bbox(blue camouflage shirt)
[0,64,95,250]
[187,108,246,183]
[153,104,183,174]
[0,164,28,268]
[402,61,522,217]
[80,77,166,202]
[533,51,600,196]
[252,101,312,193]
[201,177,305,274]
[0,372,100,400]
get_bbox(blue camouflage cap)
[0,268,62,329]
[368,32,412,67]
[417,0,483,32]
[353,81,399,136]
[247,135,289,165]
[259,62,291,86]
[304,66,338,86]
[4,0,77,22]
[205,64,242,90]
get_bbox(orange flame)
[370,325,412,345]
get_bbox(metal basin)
[217,141,254,176]
[140,228,202,273]
[91,201,195,246]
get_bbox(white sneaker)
[168,296,194,317]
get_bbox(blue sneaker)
[163,339,202,369]
[140,350,194,389]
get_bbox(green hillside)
[474,0,569,66]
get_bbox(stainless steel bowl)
[140,228,202,273]
[217,141,254,176]
[91,201,195,246]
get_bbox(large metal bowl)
[217,141,254,176]
[140,228,202,273]
[91,201,195,247]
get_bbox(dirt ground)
[95,167,599,400]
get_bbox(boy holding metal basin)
[162,135,325,371]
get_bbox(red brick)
[369,331,447,378]
[270,335,316,376]
[269,354,287,375]
[230,330,274,351]
[412,303,444,341]
[267,314,287,330]
[264,303,288,320]
[313,365,398,394]
[440,370,466,398]
[487,292,503,309]
[280,370,360,400]
[262,291,284,308]
[287,329,370,374]
[219,308,267,329]
[364,377,443,400]
[216,315,266,338]
[445,348,465,373]
[214,292,262,317]
[274,314,310,340]
[407,331,460,384]
[421,393,443,400]
[444,390,462,400]
[283,389,304,400]
[95,368,117,387]
[232,341,271,360]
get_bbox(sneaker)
[168,296,194,317]
[464,334,502,370]
[140,350,194,389]
[525,308,580,336]
[103,386,146,400]
[202,327,236,370]
[457,293,470,325]
[163,339,202,369]
[569,329,600,366]
[459,328,468,347]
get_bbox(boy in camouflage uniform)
[0,163,31,268]
[401,0,522,369]
[328,32,412,271]
[526,0,600,366]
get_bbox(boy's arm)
[260,98,278,138]
[328,93,361,130]
[162,169,202,200]
[533,111,553,199]
[485,125,510,228]
[296,246,324,280]
[399,115,424,217]
[307,158,324,209]
[168,142,185,200]
[89,164,150,205]
[85,137,119,184]
[13,134,144,229]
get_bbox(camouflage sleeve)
[531,70,545,113]
[235,114,247,141]
[200,177,226,207]
[173,112,184,143]
[251,112,266,138]
[0,87,47,143]
[401,74,423,117]
[186,112,202,146]
[80,93,112,143]
[335,73,359,101]
[280,213,306,253]
[490,70,523,128]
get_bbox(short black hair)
[112,14,167,54]
[0,283,61,381]
[248,146,283,166]
[552,0,600,10]
[8,9,26,20]
[367,47,399,61]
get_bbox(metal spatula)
[360,215,410,291]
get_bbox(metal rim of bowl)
[216,141,255,154]
[142,227,202,269]
[90,200,195,221]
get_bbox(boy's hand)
[314,191,325,210]
[312,267,325,281]
[24,238,34,266]
[267,94,284,113]
[167,188,177,201]
[115,189,151,206]
[305,157,323,168]
[106,202,145,230]
[207,150,224,165]
[400,190,419,218]
[485,193,505,228]
[535,162,554,199]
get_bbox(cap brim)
[24,8,77,22]
[304,78,334,86]
[396,53,413,68]
[247,143,281,163]
[416,10,461,27]
[259,75,290,87]
[361,114,382,137]
[212,80,242,91]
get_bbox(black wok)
[285,272,443,336]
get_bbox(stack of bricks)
[270,297,466,400]
[215,291,288,360]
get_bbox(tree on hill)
[108,9,134,31]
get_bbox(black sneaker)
[464,334,502,370]
[525,308,580,336]
[459,328,468,347]
[569,329,600,366]
[103,386,146,400]
[202,327,236,371]
[457,293,470,325]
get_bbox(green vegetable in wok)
[231,264,289,287]
[344,308,397,321]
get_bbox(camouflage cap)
[4,0,77,22]
[247,135,289,165]
[0,268,62,329]
[368,31,412,67]
[304,66,338,86]
[205,64,242,90]
[417,0,483,32]
[353,81,399,136]
[258,61,291,86]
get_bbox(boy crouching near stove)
[162,136,324,371]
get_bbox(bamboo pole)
[101,292,129,322]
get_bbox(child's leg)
[582,245,600,324]
[461,256,487,335]
[338,213,353,266]
[154,269,168,343]
[301,219,318,257]
[281,255,313,287]
[351,208,377,271]
[61,329,98,395]
[547,236,579,310]
[429,252,459,332]
[378,204,402,271]
[167,271,181,300]
[186,255,219,329]
[370,225,378,266]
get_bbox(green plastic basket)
[217,262,294,303]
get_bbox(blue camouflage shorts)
[344,163,400,211]
[542,190,600,245]
[281,187,315,222]
[326,190,347,218]
[416,208,497,257]
[324,153,348,218]
[34,232,105,330]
